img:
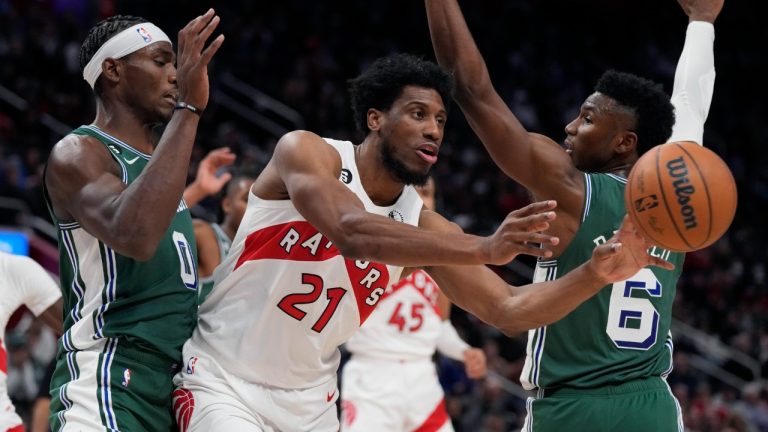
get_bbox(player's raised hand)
[484,200,560,265]
[677,0,724,23]
[587,216,675,284]
[462,348,487,379]
[193,147,236,195]
[176,8,225,111]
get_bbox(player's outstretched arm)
[424,215,673,336]
[258,130,557,267]
[46,10,225,260]
[425,0,582,208]
[668,0,722,145]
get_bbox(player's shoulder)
[48,131,113,171]
[274,130,343,170]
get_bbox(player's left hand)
[587,216,675,284]
[193,147,236,195]
[463,348,487,379]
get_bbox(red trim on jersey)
[173,388,195,432]
[380,271,442,317]
[413,398,450,432]
[6,424,24,432]
[341,400,357,427]
[235,221,340,270]
[235,221,392,325]
[0,338,7,374]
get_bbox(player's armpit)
[193,219,220,277]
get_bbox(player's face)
[118,42,178,123]
[564,93,633,172]
[378,86,446,186]
[223,178,254,226]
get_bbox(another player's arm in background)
[183,147,236,207]
[193,219,220,278]
[252,130,557,267]
[6,254,64,335]
[45,10,224,261]
[436,292,487,379]
[424,0,583,214]
[421,211,674,336]
[668,0,722,146]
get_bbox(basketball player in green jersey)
[194,172,255,302]
[426,0,722,430]
[43,10,224,431]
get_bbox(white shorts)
[340,356,453,432]
[173,349,339,432]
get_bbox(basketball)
[625,141,737,252]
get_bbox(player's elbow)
[491,298,540,338]
[333,213,373,259]
[109,229,161,261]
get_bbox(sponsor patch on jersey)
[340,168,353,184]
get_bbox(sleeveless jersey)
[198,223,232,302]
[346,269,443,361]
[521,173,684,390]
[46,125,199,361]
[188,138,423,389]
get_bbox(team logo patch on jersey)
[388,209,404,222]
[136,27,153,43]
[186,356,198,375]
[122,368,131,387]
[340,168,353,184]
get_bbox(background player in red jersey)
[341,177,486,432]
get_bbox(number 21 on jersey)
[606,268,662,350]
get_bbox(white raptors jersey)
[188,138,423,389]
[346,270,443,361]
[0,252,61,430]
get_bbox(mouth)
[563,139,574,154]
[416,143,439,164]
[163,93,179,106]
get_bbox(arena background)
[1,0,766,430]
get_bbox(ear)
[221,196,232,215]
[615,131,638,155]
[366,108,384,132]
[101,58,121,86]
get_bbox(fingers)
[507,211,556,233]
[201,34,225,65]
[648,257,675,271]
[511,200,557,218]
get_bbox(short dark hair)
[595,70,675,155]
[80,15,147,95]
[348,54,454,135]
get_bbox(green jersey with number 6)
[48,125,199,362]
[521,173,684,390]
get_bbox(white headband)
[82,22,172,89]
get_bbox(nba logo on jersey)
[186,356,198,375]
[122,369,131,387]
[136,27,153,43]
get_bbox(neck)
[355,136,405,206]
[221,220,238,240]
[93,98,158,154]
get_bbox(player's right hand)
[483,200,560,265]
[176,8,225,111]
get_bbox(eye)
[412,110,425,120]
[154,59,166,66]
[583,115,593,125]
[436,116,446,125]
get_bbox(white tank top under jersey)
[0,252,62,430]
[346,269,443,361]
[189,138,423,389]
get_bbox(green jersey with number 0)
[47,125,198,362]
[521,173,685,390]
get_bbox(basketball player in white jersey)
[173,53,673,432]
[0,252,62,432]
[341,177,486,432]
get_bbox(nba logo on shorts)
[186,356,198,374]
[136,27,153,43]
[122,369,131,387]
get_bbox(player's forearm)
[425,0,493,101]
[668,21,716,145]
[112,111,200,258]
[336,212,491,266]
[496,263,607,335]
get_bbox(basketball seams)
[676,143,713,248]
[655,146,694,250]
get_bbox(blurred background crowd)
[1,0,766,430]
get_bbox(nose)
[169,65,177,85]
[564,117,578,136]
[423,117,443,142]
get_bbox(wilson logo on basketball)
[666,156,698,230]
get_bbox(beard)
[380,138,431,187]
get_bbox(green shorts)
[523,377,683,432]
[49,339,181,431]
